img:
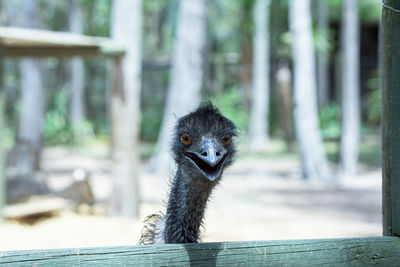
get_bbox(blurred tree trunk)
[151,0,207,173]
[316,0,329,108]
[110,0,142,217]
[340,0,360,176]
[247,0,271,152]
[69,0,86,130]
[239,38,252,111]
[18,0,44,171]
[239,1,253,112]
[289,0,332,181]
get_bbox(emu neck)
[164,167,215,243]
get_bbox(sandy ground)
[0,147,382,251]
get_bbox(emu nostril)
[216,151,221,156]
[201,151,207,157]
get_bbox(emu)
[140,103,237,244]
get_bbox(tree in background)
[316,0,329,108]
[151,0,208,173]
[68,0,86,131]
[289,0,332,181]
[110,0,142,217]
[18,0,44,171]
[340,0,360,177]
[247,0,271,152]
[238,0,254,112]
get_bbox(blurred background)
[0,0,382,250]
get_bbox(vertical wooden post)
[0,46,5,221]
[109,56,140,217]
[109,0,142,218]
[382,0,400,237]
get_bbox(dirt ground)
[0,146,382,251]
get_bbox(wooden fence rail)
[0,237,399,266]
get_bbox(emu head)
[172,103,237,182]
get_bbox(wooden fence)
[1,237,399,266]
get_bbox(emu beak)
[184,137,229,181]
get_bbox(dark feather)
[139,102,237,244]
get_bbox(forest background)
[0,0,383,250]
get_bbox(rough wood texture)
[3,197,68,219]
[0,26,125,57]
[68,0,86,128]
[109,0,142,218]
[0,237,399,266]
[0,47,4,220]
[382,0,400,237]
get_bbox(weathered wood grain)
[0,26,125,58]
[0,46,4,221]
[2,47,124,58]
[0,237,399,266]
[382,0,400,237]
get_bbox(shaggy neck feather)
[164,167,216,243]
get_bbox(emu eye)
[180,133,192,145]
[222,135,231,146]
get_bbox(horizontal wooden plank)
[0,237,399,266]
[2,46,124,58]
[0,27,125,57]
[4,197,68,219]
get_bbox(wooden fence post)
[0,46,5,221]
[109,0,141,218]
[382,0,400,237]
[109,56,140,217]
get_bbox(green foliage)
[359,0,381,23]
[209,0,255,54]
[4,60,20,137]
[328,0,381,23]
[43,110,72,145]
[327,0,342,20]
[84,60,109,136]
[319,102,341,140]
[268,96,282,137]
[277,32,292,59]
[364,75,381,126]
[43,89,94,145]
[40,0,68,31]
[365,89,381,125]
[140,101,163,142]
[142,0,175,58]
[213,87,249,134]
[324,136,381,166]
[271,1,290,58]
[43,90,73,145]
[2,0,381,153]
[140,65,169,142]
[358,136,381,167]
[1,128,15,150]
[81,0,111,36]
[313,27,333,54]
